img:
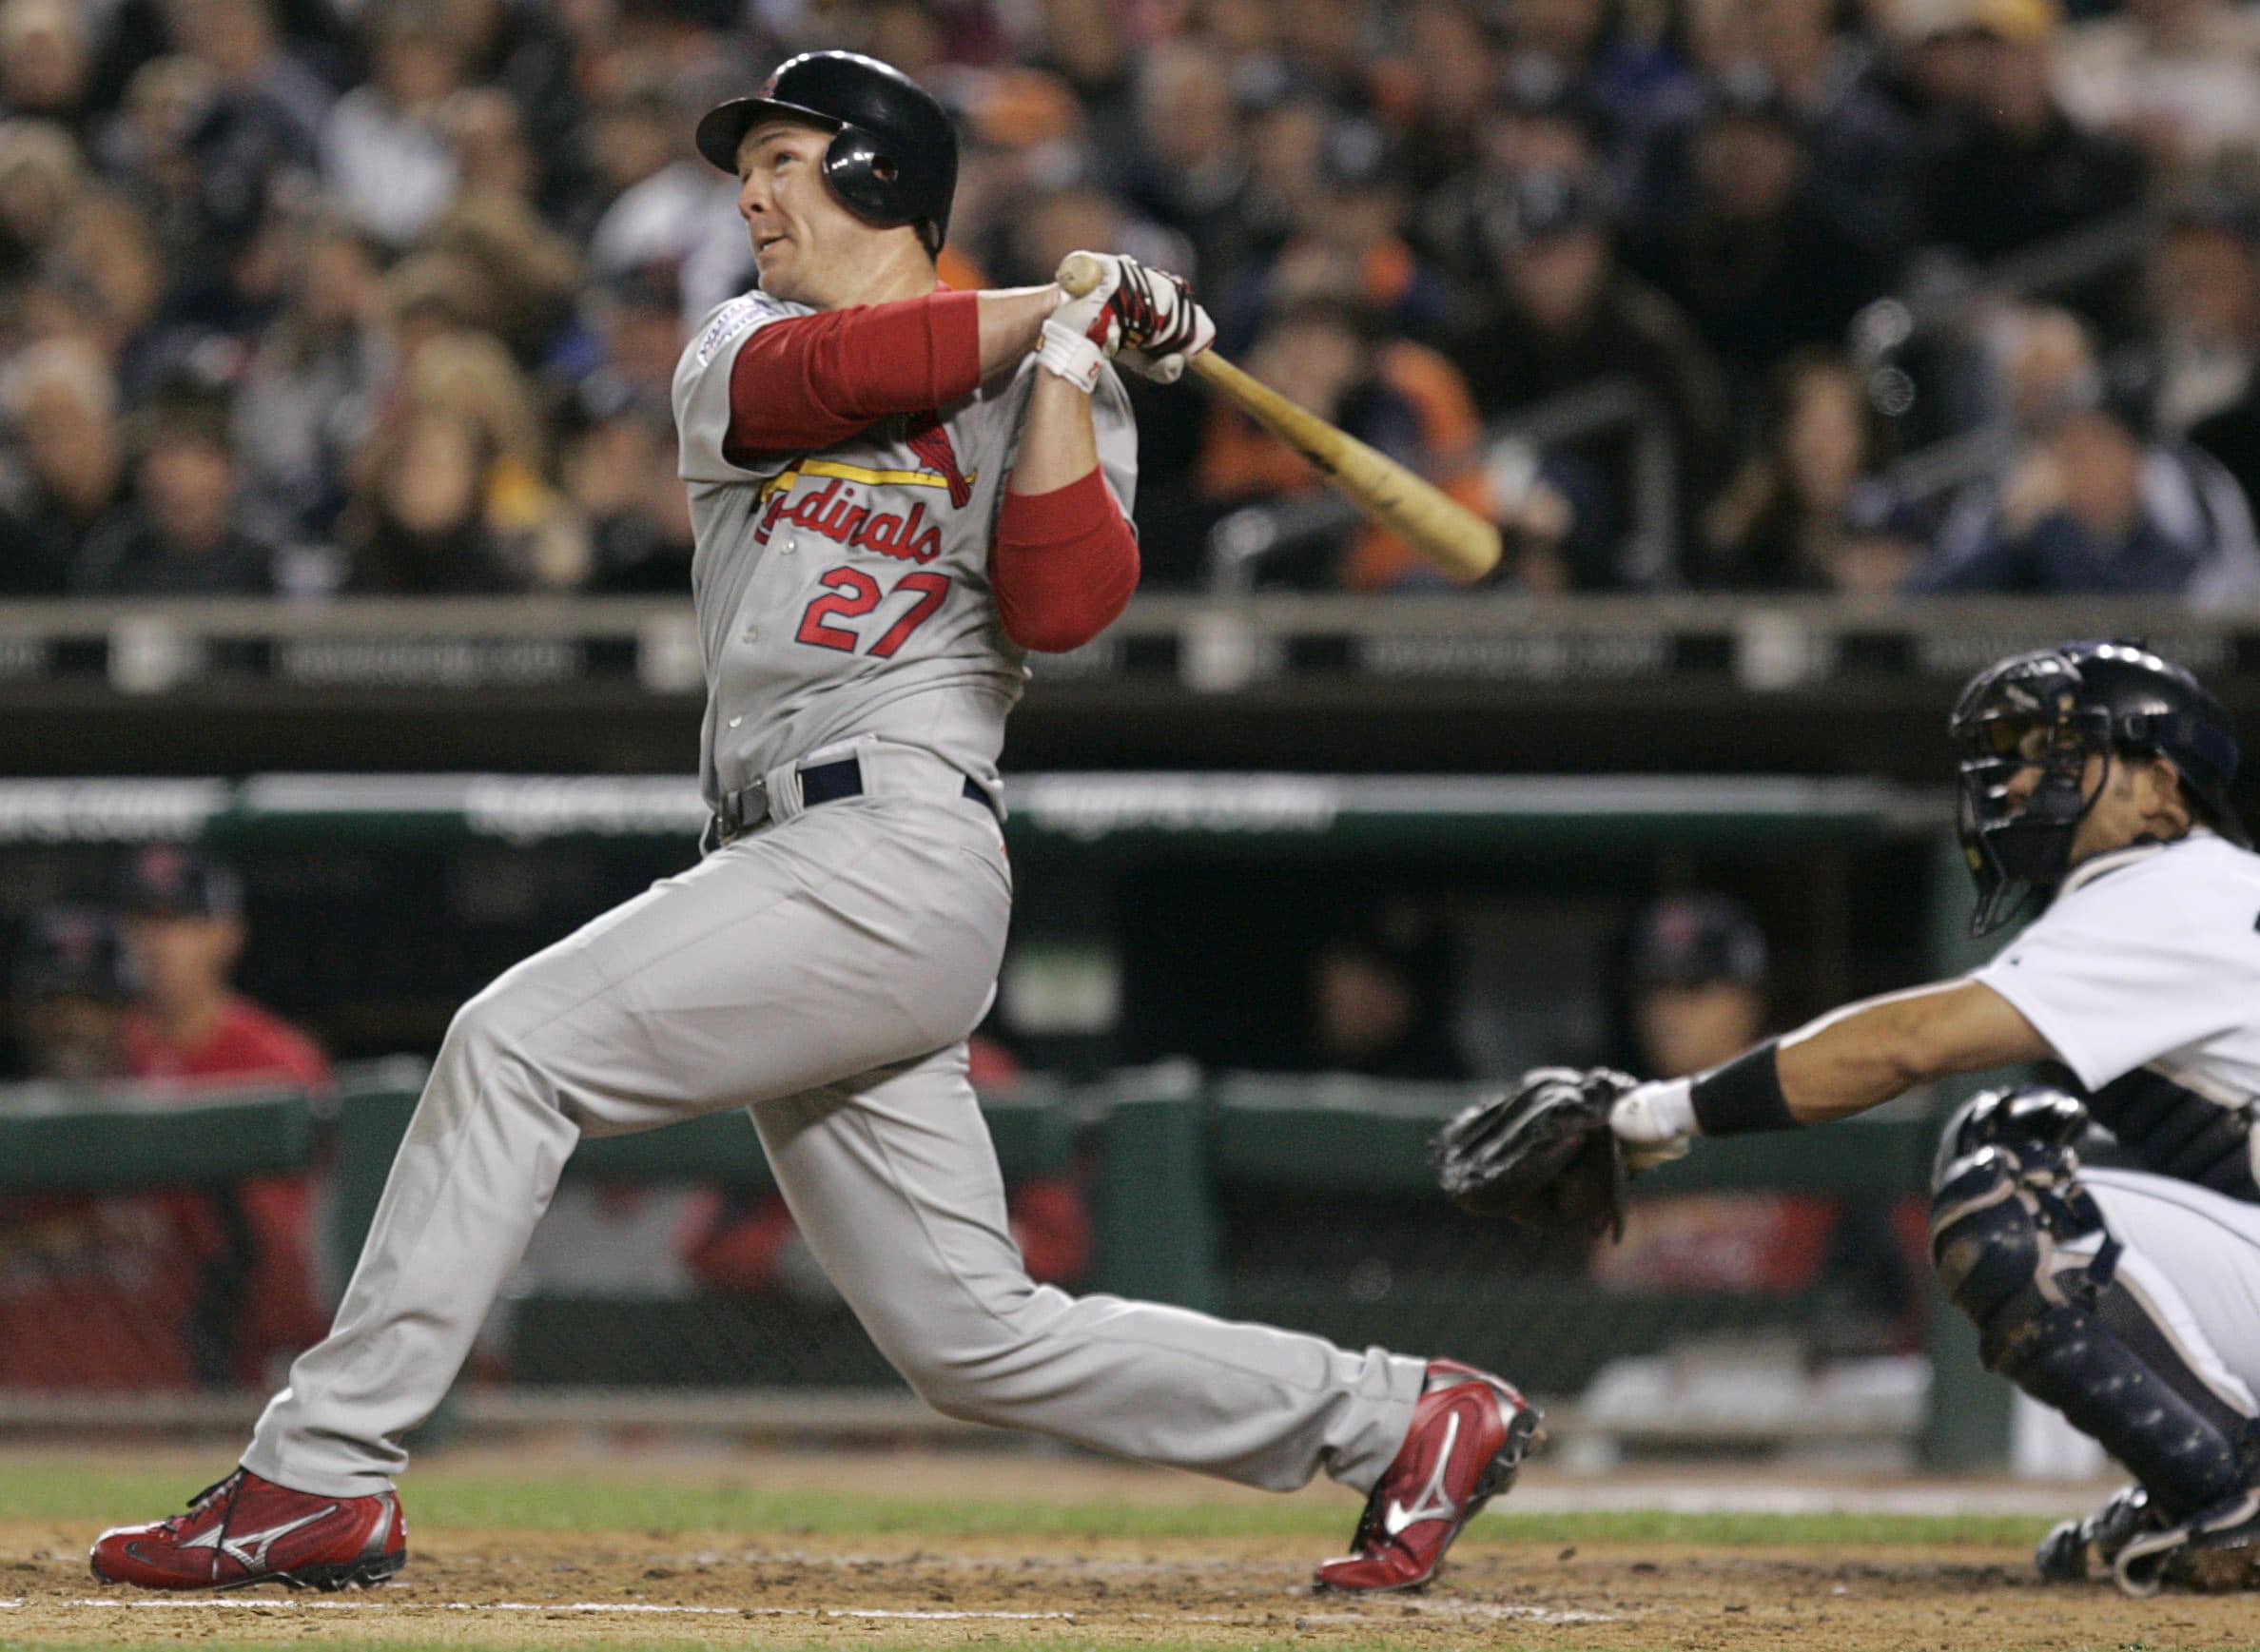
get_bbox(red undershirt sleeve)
[725,289,983,463]
[990,467,1140,653]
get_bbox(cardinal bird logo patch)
[905,411,974,508]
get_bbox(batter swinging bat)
[1057,252,1504,583]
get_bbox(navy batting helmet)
[695,51,958,252]
[1951,638,2247,934]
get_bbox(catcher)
[1439,639,2260,1596]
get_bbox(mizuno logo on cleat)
[1383,1413,1462,1536]
[212,1506,339,1571]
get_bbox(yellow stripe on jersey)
[758,459,982,498]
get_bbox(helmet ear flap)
[821,123,943,250]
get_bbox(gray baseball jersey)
[244,290,1428,1508]
[672,291,1140,809]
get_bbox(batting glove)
[1037,252,1126,394]
[1111,257,1215,384]
[1039,251,1218,393]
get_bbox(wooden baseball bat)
[1057,253,1503,583]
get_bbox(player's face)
[2068,753,2192,863]
[122,913,243,1010]
[735,120,867,307]
[2000,735,2189,864]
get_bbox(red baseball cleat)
[1313,1359,1541,1593]
[89,1468,405,1591]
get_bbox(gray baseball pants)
[244,761,1424,1498]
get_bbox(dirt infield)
[6,1448,2258,1649]
[10,1519,2260,1650]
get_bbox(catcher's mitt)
[1432,1066,1641,1240]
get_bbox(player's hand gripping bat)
[1056,252,1504,583]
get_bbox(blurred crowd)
[0,847,330,1389]
[0,845,1089,1389]
[4,0,2260,597]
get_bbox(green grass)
[0,1464,2051,1548]
[6,1642,1530,1652]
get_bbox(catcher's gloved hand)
[1432,1066,1646,1240]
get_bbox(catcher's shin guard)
[1931,1143,2260,1587]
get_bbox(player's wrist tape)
[1612,1078,1696,1144]
[1688,1040,1796,1136]
[1035,317,1105,394]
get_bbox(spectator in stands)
[1913,0,2147,286]
[1631,72,1892,394]
[117,846,326,1097]
[75,395,280,595]
[321,0,470,249]
[1028,0,1139,192]
[1416,60,1608,291]
[2153,188,2260,465]
[1626,893,1771,1079]
[0,339,130,594]
[1124,40,1255,287]
[0,117,80,286]
[92,54,216,257]
[2054,0,2260,165]
[1745,0,1919,249]
[564,401,693,594]
[116,845,330,1387]
[1605,892,1924,1344]
[425,187,585,366]
[10,906,131,1082]
[1218,119,1452,351]
[1483,437,1620,591]
[0,903,173,1393]
[342,408,526,594]
[165,0,332,161]
[1379,0,1502,196]
[1197,290,1487,590]
[440,85,542,212]
[1911,370,2260,599]
[1704,351,1914,591]
[587,67,752,325]
[1308,902,1469,1080]
[395,330,587,589]
[44,192,174,399]
[0,0,95,132]
[566,263,685,421]
[1451,167,1734,583]
[233,218,393,546]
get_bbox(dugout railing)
[0,1059,1994,1461]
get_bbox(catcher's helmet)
[695,51,957,252]
[1951,638,2247,935]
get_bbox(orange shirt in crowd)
[1197,339,1491,591]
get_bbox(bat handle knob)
[1055,252,1107,299]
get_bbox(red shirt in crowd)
[0,996,332,1390]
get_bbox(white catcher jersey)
[1976,831,2260,1194]
[672,291,1140,807]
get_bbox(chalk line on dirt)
[4,1596,1616,1625]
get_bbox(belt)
[713,754,998,845]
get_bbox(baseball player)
[90,52,1534,1598]
[1444,638,2260,1595]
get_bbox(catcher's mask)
[1951,639,2246,936]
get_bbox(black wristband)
[1689,1040,1796,1137]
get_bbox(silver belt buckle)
[720,775,770,843]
